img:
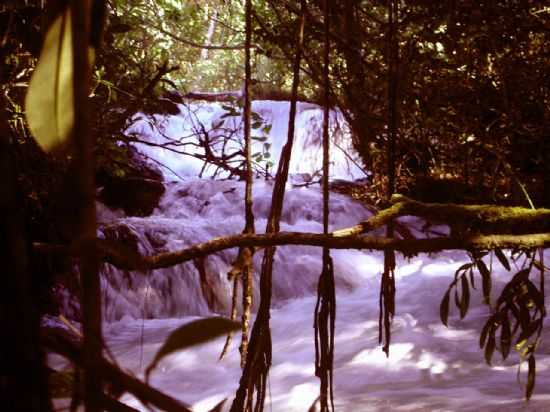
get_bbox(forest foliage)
[1,1,549,411]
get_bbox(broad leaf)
[25,8,95,152]
[145,317,240,380]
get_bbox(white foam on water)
[77,100,550,411]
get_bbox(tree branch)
[334,194,550,237]
[35,232,550,272]
[42,328,193,412]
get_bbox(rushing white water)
[125,100,366,181]
[53,100,550,411]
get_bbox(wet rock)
[99,177,165,216]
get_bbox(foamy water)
[52,100,550,411]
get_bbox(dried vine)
[220,0,256,366]
[379,0,399,356]
[230,3,305,411]
[313,1,336,410]
[71,1,103,410]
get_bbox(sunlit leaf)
[145,317,240,380]
[25,8,95,152]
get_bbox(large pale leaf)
[145,317,240,380]
[25,9,94,151]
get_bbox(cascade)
[52,100,550,411]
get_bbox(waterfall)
[49,100,550,411]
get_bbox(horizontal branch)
[153,25,250,50]
[182,88,322,105]
[333,194,550,237]
[43,328,192,412]
[35,233,550,271]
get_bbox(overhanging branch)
[35,233,550,272]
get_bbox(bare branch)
[35,232,550,272]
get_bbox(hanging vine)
[230,2,306,411]
[314,1,336,411]
[379,0,399,356]
[219,0,256,367]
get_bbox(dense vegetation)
[1,1,549,411]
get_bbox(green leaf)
[440,289,450,327]
[145,317,239,381]
[494,248,511,271]
[262,124,272,134]
[25,9,94,152]
[526,355,536,400]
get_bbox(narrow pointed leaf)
[501,312,511,360]
[145,317,240,380]
[460,275,470,319]
[480,319,492,349]
[477,259,492,304]
[526,355,536,400]
[485,332,496,365]
[494,248,511,271]
[440,289,451,327]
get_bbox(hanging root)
[314,249,336,412]
[379,249,396,356]
[240,247,254,367]
[219,275,239,361]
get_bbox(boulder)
[99,177,165,216]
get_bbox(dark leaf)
[145,317,240,381]
[460,275,470,319]
[494,248,511,271]
[440,289,451,327]
[501,311,511,360]
[478,260,492,305]
[516,321,540,348]
[455,263,473,279]
[526,356,536,400]
[485,332,496,365]
[211,119,225,129]
[208,398,227,412]
[480,317,494,349]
